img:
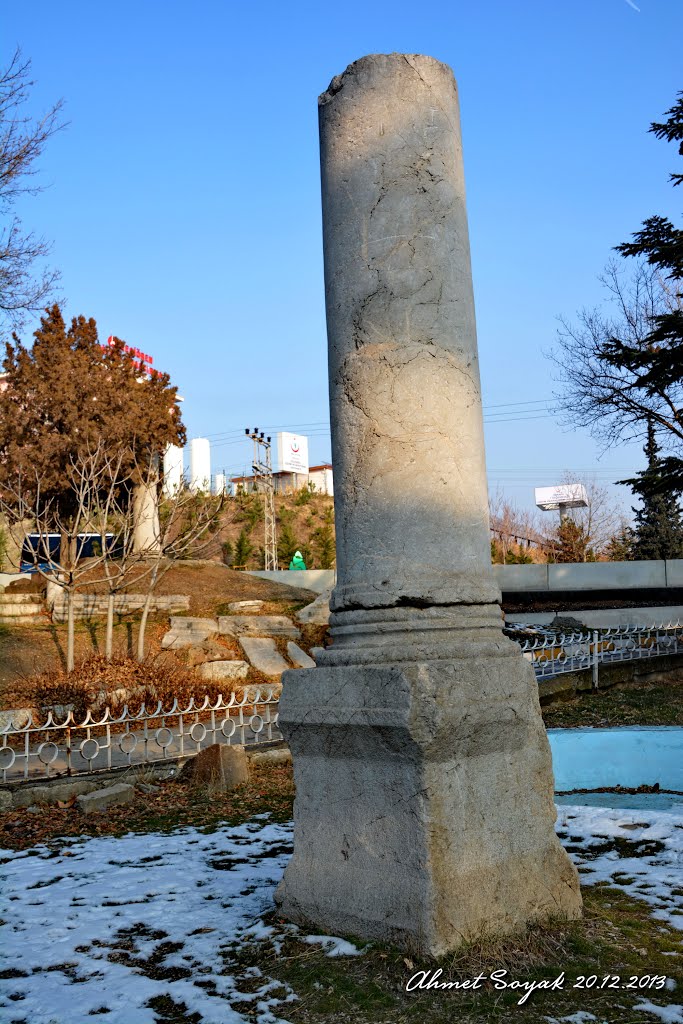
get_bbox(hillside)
[205,488,336,571]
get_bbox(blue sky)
[4,0,682,518]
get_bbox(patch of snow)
[543,1012,598,1024]
[0,819,296,1024]
[302,934,365,957]
[632,1000,683,1023]
[556,806,683,929]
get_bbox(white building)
[189,438,211,492]
[162,444,184,496]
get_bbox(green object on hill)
[289,551,306,570]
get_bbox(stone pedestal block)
[277,610,581,952]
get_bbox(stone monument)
[276,53,582,955]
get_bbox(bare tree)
[0,48,66,333]
[134,488,225,661]
[0,445,120,671]
[552,260,683,457]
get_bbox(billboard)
[277,432,309,475]
[535,484,588,511]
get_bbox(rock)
[26,805,41,813]
[550,615,588,635]
[239,637,290,678]
[248,746,292,767]
[0,707,32,731]
[287,642,316,669]
[295,590,331,626]
[218,615,300,639]
[11,779,100,808]
[0,789,12,811]
[182,743,249,793]
[197,660,249,682]
[162,616,218,649]
[186,639,236,668]
[41,703,74,722]
[136,782,159,794]
[227,600,264,613]
[76,783,135,814]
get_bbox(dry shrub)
[5,653,244,721]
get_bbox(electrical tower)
[245,427,278,570]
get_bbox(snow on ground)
[0,805,681,1024]
[556,805,683,930]
[0,819,308,1024]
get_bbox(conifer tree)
[630,420,683,559]
[0,304,185,514]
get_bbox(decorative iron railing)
[518,621,683,685]
[0,687,280,783]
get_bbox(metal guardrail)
[0,687,280,783]
[519,621,683,686]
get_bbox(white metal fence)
[519,621,683,686]
[2,622,683,784]
[0,687,280,783]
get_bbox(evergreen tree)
[0,305,185,514]
[553,517,595,563]
[630,420,683,559]
[555,92,683,491]
[312,523,335,568]
[277,521,299,566]
[603,523,634,562]
[233,528,253,567]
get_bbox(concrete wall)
[247,569,335,594]
[508,605,683,628]
[495,559,683,593]
[548,726,683,791]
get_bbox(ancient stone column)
[276,53,581,956]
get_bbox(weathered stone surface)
[286,642,315,669]
[162,616,218,649]
[218,615,299,639]
[0,789,12,811]
[182,743,249,793]
[248,746,292,767]
[240,637,290,678]
[187,639,237,668]
[0,707,32,730]
[76,783,135,814]
[197,660,249,682]
[276,53,581,955]
[295,591,330,626]
[12,778,100,808]
[228,600,264,613]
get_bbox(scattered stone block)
[76,783,135,814]
[218,615,300,639]
[228,600,264,613]
[182,743,249,793]
[197,660,249,682]
[10,779,100,808]
[0,707,32,730]
[187,639,236,668]
[0,790,12,811]
[162,616,218,649]
[239,637,290,678]
[248,746,292,767]
[287,642,316,669]
[295,590,331,626]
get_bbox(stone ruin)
[276,53,581,955]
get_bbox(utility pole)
[245,427,278,570]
